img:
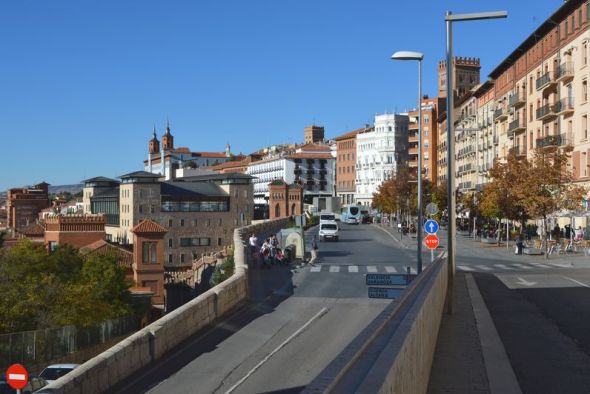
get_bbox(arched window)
[291,203,297,216]
[275,203,281,218]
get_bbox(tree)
[515,148,586,258]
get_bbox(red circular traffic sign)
[6,363,28,390]
[424,234,439,250]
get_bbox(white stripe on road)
[224,307,329,394]
[550,263,572,268]
[310,266,321,272]
[494,264,515,270]
[458,265,475,271]
[348,265,359,273]
[409,267,417,275]
[384,266,397,273]
[562,276,590,288]
[476,265,493,271]
[511,264,533,270]
[530,263,551,268]
[366,266,378,273]
[329,265,340,273]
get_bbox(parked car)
[39,364,79,384]
[0,374,48,394]
[319,222,339,241]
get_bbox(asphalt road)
[109,223,410,394]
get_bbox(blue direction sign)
[424,219,439,234]
[366,274,416,286]
[368,287,405,299]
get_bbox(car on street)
[39,364,79,384]
[319,222,339,241]
[0,374,48,394]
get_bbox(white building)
[355,113,409,205]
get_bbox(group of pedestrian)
[248,233,287,269]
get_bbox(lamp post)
[392,51,424,274]
[445,10,507,313]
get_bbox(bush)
[210,254,235,286]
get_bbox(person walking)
[309,235,319,266]
[270,234,279,264]
[249,233,258,259]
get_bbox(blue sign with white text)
[368,287,404,299]
[424,219,439,234]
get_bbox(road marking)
[550,263,572,268]
[224,307,329,394]
[562,276,590,288]
[366,266,377,273]
[384,266,397,273]
[511,264,533,270]
[409,267,417,275]
[371,224,409,248]
[530,263,551,268]
[494,264,514,270]
[310,266,321,272]
[476,265,492,271]
[458,265,475,271]
[329,265,340,273]
[348,265,359,273]
[515,277,537,286]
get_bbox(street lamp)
[392,50,424,274]
[445,10,507,313]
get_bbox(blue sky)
[0,0,562,190]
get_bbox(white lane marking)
[8,374,26,380]
[409,268,417,275]
[476,265,492,271]
[550,263,572,268]
[329,265,340,273]
[310,266,321,272]
[494,264,514,270]
[511,264,533,270]
[384,266,397,273]
[348,265,359,273]
[224,307,329,394]
[562,276,590,288]
[366,266,378,273]
[458,265,475,271]
[530,263,551,268]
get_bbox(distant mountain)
[49,184,83,195]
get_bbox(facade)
[268,180,303,219]
[474,81,497,189]
[130,219,167,305]
[304,125,325,144]
[407,96,442,183]
[355,113,409,206]
[83,171,253,268]
[438,57,481,99]
[455,91,479,193]
[44,214,106,251]
[335,127,367,205]
[6,182,50,230]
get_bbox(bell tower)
[162,120,174,151]
[148,126,160,154]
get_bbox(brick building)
[44,214,106,251]
[6,182,50,230]
[268,180,303,219]
[335,127,368,205]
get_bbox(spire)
[152,124,157,140]
[165,118,171,135]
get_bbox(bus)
[341,205,361,224]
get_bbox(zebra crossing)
[306,264,417,274]
[457,261,574,272]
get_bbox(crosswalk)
[457,261,574,272]
[306,265,417,274]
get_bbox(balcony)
[556,62,574,83]
[409,147,419,155]
[508,118,526,135]
[556,97,574,115]
[408,133,419,143]
[536,135,561,149]
[509,145,526,158]
[536,70,557,91]
[494,107,508,122]
[509,92,526,108]
[408,158,419,167]
[536,103,558,121]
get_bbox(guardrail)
[303,252,448,394]
[39,218,289,394]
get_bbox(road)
[109,223,414,394]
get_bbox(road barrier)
[304,252,448,394]
[39,218,289,394]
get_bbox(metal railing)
[536,71,556,90]
[556,62,574,80]
[536,103,557,120]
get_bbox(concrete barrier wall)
[39,218,290,394]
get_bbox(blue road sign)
[368,287,405,299]
[424,219,439,234]
[365,274,416,286]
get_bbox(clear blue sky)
[0,0,562,190]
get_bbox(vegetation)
[210,254,235,286]
[0,239,134,333]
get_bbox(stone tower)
[162,121,174,151]
[438,57,481,99]
[149,126,160,154]
[304,125,325,144]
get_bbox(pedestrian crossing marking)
[494,264,514,270]
[530,263,551,268]
[310,266,321,272]
[329,265,340,273]
[348,265,359,273]
[457,265,475,271]
[366,266,378,273]
[511,263,533,270]
[409,268,417,275]
[476,265,492,271]
[550,263,572,268]
[384,266,397,273]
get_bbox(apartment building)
[83,171,253,268]
[356,114,409,206]
[6,182,50,230]
[407,97,442,184]
[474,80,498,189]
[335,127,368,205]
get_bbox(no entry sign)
[424,234,439,250]
[6,363,28,390]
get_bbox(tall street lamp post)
[445,10,507,313]
[392,51,424,274]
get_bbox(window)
[218,238,223,246]
[584,42,588,66]
[584,80,588,102]
[168,254,173,263]
[142,242,157,264]
[180,219,185,227]
[565,20,569,35]
[579,9,583,28]
[139,205,143,214]
[168,238,173,247]
[168,219,173,227]
[530,132,534,149]
[180,254,185,263]
[584,115,588,140]
[150,205,155,214]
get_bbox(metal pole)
[446,11,455,314]
[417,59,423,274]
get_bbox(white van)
[319,222,339,241]
[319,212,336,223]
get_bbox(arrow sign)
[424,234,439,250]
[515,277,537,287]
[6,364,28,390]
[424,219,439,234]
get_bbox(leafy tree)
[210,254,235,286]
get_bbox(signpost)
[425,202,439,216]
[424,219,439,234]
[366,273,416,286]
[425,234,440,250]
[368,287,405,299]
[6,364,28,393]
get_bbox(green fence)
[0,315,139,370]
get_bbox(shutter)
[573,151,581,180]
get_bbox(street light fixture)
[392,50,424,274]
[445,10,507,313]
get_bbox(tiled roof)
[288,152,333,159]
[193,151,228,158]
[80,240,133,269]
[18,223,45,236]
[299,143,330,151]
[83,176,120,184]
[119,171,161,179]
[131,219,168,234]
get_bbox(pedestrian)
[260,239,272,269]
[565,224,571,240]
[249,233,258,259]
[575,226,584,241]
[309,236,319,266]
[270,234,279,264]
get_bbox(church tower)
[162,121,174,151]
[148,126,160,154]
